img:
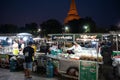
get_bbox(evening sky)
[0,0,120,27]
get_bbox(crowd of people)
[0,35,119,79]
[0,37,37,78]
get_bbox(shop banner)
[79,61,98,80]
[112,51,120,56]
[75,34,99,42]
[52,34,73,42]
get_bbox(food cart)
[47,48,102,80]
[0,33,33,69]
[0,46,24,70]
[110,31,120,77]
[47,34,103,80]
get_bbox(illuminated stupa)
[64,0,80,24]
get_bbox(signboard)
[112,51,120,56]
[75,34,99,42]
[79,61,98,80]
[52,34,73,42]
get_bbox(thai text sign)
[52,34,73,41]
[79,61,98,80]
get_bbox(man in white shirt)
[67,42,82,53]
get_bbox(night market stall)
[110,31,120,77]
[0,33,33,70]
[47,34,103,80]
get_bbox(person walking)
[23,41,34,78]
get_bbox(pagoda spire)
[64,0,80,24]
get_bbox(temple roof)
[64,0,80,24]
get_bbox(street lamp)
[37,28,41,37]
[84,25,88,30]
[38,28,41,32]
[83,25,90,33]
[65,26,69,33]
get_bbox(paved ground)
[0,68,58,80]
[0,66,120,80]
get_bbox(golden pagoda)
[64,0,80,24]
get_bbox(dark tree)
[109,25,119,31]
[67,19,80,33]
[18,27,27,32]
[66,17,97,33]
[78,18,86,33]
[25,22,38,35]
[0,24,18,33]
[79,17,97,33]
[40,19,63,35]
[84,17,97,33]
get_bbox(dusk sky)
[0,0,120,27]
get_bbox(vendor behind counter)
[66,42,82,54]
[49,43,62,55]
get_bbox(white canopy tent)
[0,36,8,40]
[17,33,32,37]
[16,33,33,42]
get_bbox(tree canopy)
[0,17,119,36]
[40,19,63,35]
